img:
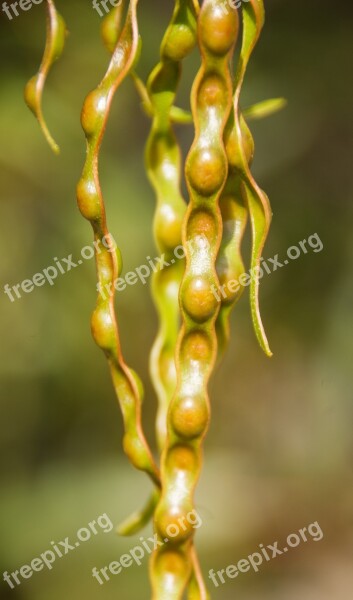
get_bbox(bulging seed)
[76,178,101,221]
[187,147,226,196]
[154,204,184,252]
[200,2,239,56]
[163,24,197,61]
[197,73,228,111]
[171,395,209,440]
[182,275,219,322]
[186,209,218,246]
[91,306,114,350]
[181,330,213,363]
[81,89,107,138]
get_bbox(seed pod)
[24,0,67,154]
[145,3,208,596]
[146,0,197,464]
[215,173,248,357]
[151,2,239,598]
[227,0,273,356]
[77,0,159,487]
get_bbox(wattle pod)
[24,0,67,154]
[118,0,198,540]
[145,1,209,596]
[151,2,240,598]
[226,0,273,357]
[215,173,248,357]
[146,0,198,467]
[76,0,159,487]
[215,110,255,357]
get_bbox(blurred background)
[0,0,352,598]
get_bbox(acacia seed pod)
[77,0,159,487]
[151,2,239,598]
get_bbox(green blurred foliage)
[0,1,352,598]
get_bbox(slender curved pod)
[24,0,66,154]
[76,0,159,487]
[226,0,273,356]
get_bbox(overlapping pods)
[151,2,239,598]
[145,2,211,596]
[22,1,275,598]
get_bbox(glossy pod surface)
[152,2,239,598]
[77,0,159,487]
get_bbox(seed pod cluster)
[24,0,66,154]
[76,0,159,487]
[23,0,276,596]
[151,2,239,598]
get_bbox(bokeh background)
[1,0,352,598]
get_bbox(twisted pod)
[24,0,66,154]
[215,171,248,357]
[145,0,198,457]
[76,0,159,487]
[225,0,273,356]
[151,2,239,598]
[145,2,210,596]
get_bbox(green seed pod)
[151,2,239,597]
[145,3,209,596]
[24,0,67,154]
[145,0,198,464]
[215,174,248,356]
[227,0,273,357]
[77,0,159,487]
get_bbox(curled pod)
[230,0,273,357]
[24,0,67,154]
